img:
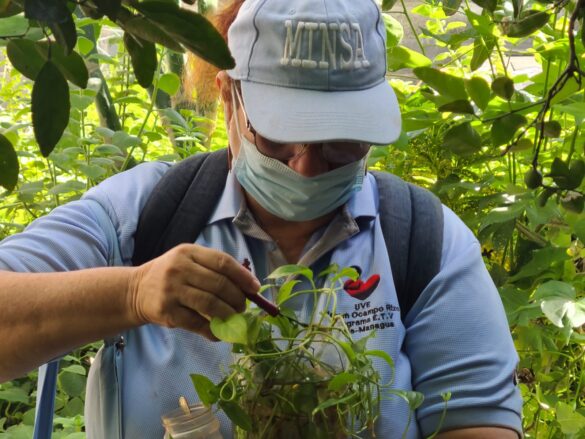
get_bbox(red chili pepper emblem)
[343,269,381,301]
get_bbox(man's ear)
[216,71,234,122]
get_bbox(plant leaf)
[32,61,70,157]
[491,76,515,100]
[387,46,431,71]
[327,372,359,392]
[48,13,77,55]
[365,349,395,368]
[158,72,181,96]
[465,76,491,110]
[491,113,527,146]
[0,13,28,35]
[382,0,398,10]
[210,313,248,345]
[124,32,157,88]
[219,400,252,431]
[0,132,19,191]
[470,35,495,71]
[267,264,313,282]
[438,99,475,115]
[442,122,482,155]
[383,14,403,48]
[413,67,468,101]
[443,0,462,16]
[507,11,550,38]
[135,1,234,69]
[190,374,219,406]
[24,0,70,23]
[117,9,184,53]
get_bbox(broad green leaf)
[135,1,234,69]
[48,180,85,195]
[210,313,248,345]
[470,36,495,71]
[6,38,45,80]
[491,113,527,146]
[158,72,181,96]
[413,67,468,101]
[443,0,462,16]
[479,204,524,230]
[267,264,313,282]
[0,0,10,12]
[549,158,580,190]
[554,102,585,123]
[77,36,94,55]
[118,10,184,53]
[312,393,356,416]
[327,372,359,391]
[509,247,569,281]
[442,122,481,155]
[190,373,219,405]
[510,137,533,152]
[95,0,122,20]
[541,298,585,328]
[383,14,403,48]
[58,371,86,397]
[573,219,585,243]
[382,0,398,10]
[387,46,431,71]
[24,0,70,23]
[438,99,475,115]
[31,61,70,157]
[79,164,106,180]
[36,42,88,88]
[365,349,395,368]
[7,39,88,88]
[556,402,585,434]
[507,11,550,38]
[276,279,300,305]
[0,386,29,403]
[534,280,576,301]
[124,32,156,88]
[465,76,491,110]
[219,400,252,431]
[61,364,86,375]
[392,389,425,410]
[336,340,357,364]
[0,133,18,191]
[491,76,514,100]
[543,120,561,138]
[49,13,76,55]
[0,13,28,35]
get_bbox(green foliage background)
[0,0,584,437]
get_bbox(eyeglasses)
[247,122,370,166]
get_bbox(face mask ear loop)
[230,82,247,141]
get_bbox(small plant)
[191,264,422,438]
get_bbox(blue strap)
[33,360,60,439]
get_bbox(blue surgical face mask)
[230,85,367,222]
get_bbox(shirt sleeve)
[404,206,523,437]
[0,162,171,272]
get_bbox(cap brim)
[240,80,401,145]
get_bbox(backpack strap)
[132,149,229,265]
[372,171,444,321]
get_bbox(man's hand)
[128,244,261,339]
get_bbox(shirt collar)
[207,170,378,226]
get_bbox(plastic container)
[162,403,223,439]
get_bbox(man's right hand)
[128,244,261,340]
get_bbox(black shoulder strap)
[372,171,444,321]
[132,149,229,266]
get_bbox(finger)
[181,263,246,312]
[167,306,212,335]
[189,246,261,294]
[179,289,239,321]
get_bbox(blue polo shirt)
[0,161,522,438]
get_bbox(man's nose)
[287,145,330,177]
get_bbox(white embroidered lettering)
[339,23,353,69]
[281,21,368,71]
[352,23,370,68]
[319,23,337,69]
[281,20,305,67]
[302,22,318,69]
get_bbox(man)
[0,0,522,437]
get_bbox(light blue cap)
[227,0,401,145]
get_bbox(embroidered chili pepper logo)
[343,266,380,301]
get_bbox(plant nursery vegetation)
[0,0,584,437]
